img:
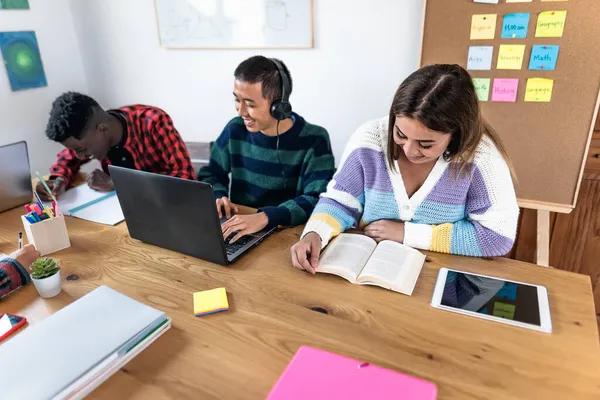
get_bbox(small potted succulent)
[30,257,62,298]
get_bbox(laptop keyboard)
[225,235,255,256]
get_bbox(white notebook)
[0,285,166,399]
[54,185,124,225]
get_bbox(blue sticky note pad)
[497,283,517,301]
[501,13,530,39]
[529,45,560,71]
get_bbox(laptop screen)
[0,141,33,213]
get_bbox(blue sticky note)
[529,45,560,71]
[467,46,494,70]
[497,283,517,301]
[501,12,530,39]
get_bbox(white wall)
[69,0,424,162]
[0,0,88,175]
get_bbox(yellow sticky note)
[193,287,229,316]
[470,14,497,40]
[497,45,526,70]
[535,11,567,37]
[493,302,516,320]
[524,78,554,102]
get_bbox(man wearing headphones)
[198,56,335,243]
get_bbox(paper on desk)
[55,185,124,226]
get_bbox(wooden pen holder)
[21,214,71,256]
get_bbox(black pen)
[18,232,22,250]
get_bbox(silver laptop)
[0,141,33,213]
[108,165,276,265]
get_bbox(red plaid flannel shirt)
[50,105,196,185]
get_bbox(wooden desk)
[1,207,599,399]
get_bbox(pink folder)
[267,346,437,400]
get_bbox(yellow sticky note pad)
[497,45,526,70]
[193,287,229,316]
[525,78,554,102]
[535,11,567,37]
[470,14,497,40]
[493,302,516,320]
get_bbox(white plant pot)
[32,269,62,298]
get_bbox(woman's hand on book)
[290,232,322,274]
[363,220,405,243]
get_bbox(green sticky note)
[473,78,491,101]
[493,302,516,320]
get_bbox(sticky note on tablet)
[470,14,497,40]
[497,45,526,70]
[193,287,229,316]
[501,13,530,39]
[529,45,560,70]
[467,46,493,70]
[492,78,519,102]
[473,78,491,101]
[524,78,554,102]
[535,11,567,37]
[493,302,516,319]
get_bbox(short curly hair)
[45,92,101,142]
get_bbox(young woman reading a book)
[291,64,519,274]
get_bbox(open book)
[318,234,426,295]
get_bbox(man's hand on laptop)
[222,212,269,244]
[86,169,115,192]
[36,176,67,201]
[216,196,239,219]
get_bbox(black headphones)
[269,58,292,121]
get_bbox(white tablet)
[431,268,552,333]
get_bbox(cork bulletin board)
[420,0,600,211]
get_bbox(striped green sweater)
[198,113,335,227]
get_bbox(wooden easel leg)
[536,209,550,267]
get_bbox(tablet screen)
[440,271,541,326]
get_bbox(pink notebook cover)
[266,346,437,400]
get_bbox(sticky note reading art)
[493,302,516,320]
[470,14,497,40]
[467,46,493,70]
[492,78,519,102]
[501,13,530,39]
[524,78,554,102]
[473,78,491,101]
[535,11,567,37]
[529,45,560,70]
[497,45,526,70]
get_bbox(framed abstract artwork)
[0,31,47,91]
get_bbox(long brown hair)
[387,64,515,179]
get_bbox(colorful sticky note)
[497,45,526,70]
[473,78,491,101]
[470,14,497,40]
[467,46,493,70]
[497,283,518,301]
[474,0,499,3]
[524,78,554,102]
[193,287,229,317]
[0,31,48,91]
[493,302,516,320]
[0,0,30,9]
[535,11,567,37]
[492,78,519,102]
[501,13,530,39]
[529,45,560,71]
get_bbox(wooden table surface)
[1,206,599,399]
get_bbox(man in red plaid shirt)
[36,92,196,200]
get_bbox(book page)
[358,241,425,295]
[317,234,377,283]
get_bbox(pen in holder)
[21,213,71,256]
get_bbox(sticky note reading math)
[493,302,516,320]
[193,287,229,317]
[492,78,519,102]
[473,78,491,101]
[470,14,497,40]
[501,13,530,39]
[535,11,567,37]
[467,46,493,70]
[524,78,554,102]
[497,45,526,70]
[529,45,560,71]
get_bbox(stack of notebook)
[0,285,170,399]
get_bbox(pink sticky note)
[492,78,519,102]
[266,346,437,400]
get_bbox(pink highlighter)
[266,346,437,400]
